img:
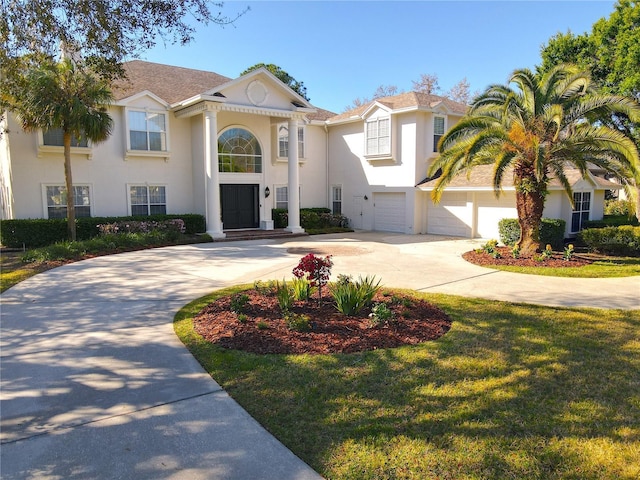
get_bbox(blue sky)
[142,1,616,113]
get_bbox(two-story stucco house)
[0,60,617,239]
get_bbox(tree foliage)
[429,65,640,256]
[2,58,114,240]
[240,63,309,100]
[1,0,245,80]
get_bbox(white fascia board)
[361,101,392,119]
[115,90,170,108]
[418,185,515,192]
[171,94,227,110]
[210,67,315,109]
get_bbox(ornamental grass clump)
[276,280,294,313]
[330,275,381,316]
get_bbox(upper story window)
[278,123,305,159]
[43,128,88,147]
[366,117,390,156]
[45,185,91,219]
[218,128,262,173]
[128,110,167,151]
[433,116,445,152]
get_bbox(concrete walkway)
[1,232,638,479]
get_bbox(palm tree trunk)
[515,189,545,257]
[63,131,76,241]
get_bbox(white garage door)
[476,192,517,239]
[373,193,406,233]
[427,192,472,237]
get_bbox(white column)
[204,109,225,239]
[286,117,304,233]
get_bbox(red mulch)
[462,247,593,268]
[194,290,451,355]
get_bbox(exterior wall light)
[265,186,270,198]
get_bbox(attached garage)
[475,192,517,239]
[373,192,406,232]
[427,192,471,237]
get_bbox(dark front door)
[220,184,259,229]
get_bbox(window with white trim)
[332,185,342,215]
[433,116,445,152]
[275,186,288,210]
[365,117,390,156]
[128,110,167,151]
[43,128,88,147]
[46,185,91,218]
[277,123,305,158]
[130,185,167,216]
[571,192,590,232]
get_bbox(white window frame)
[433,115,446,153]
[128,184,168,216]
[276,123,306,160]
[365,116,391,158]
[571,191,591,233]
[274,184,302,210]
[331,185,342,215]
[42,184,93,219]
[125,108,170,159]
[37,129,92,159]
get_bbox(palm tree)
[429,64,640,257]
[2,57,113,240]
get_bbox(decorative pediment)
[115,90,169,109]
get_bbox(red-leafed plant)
[292,253,333,302]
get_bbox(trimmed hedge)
[579,226,640,256]
[583,215,639,229]
[272,208,347,230]
[1,214,206,248]
[498,218,566,251]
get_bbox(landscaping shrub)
[272,208,347,230]
[579,225,640,256]
[604,199,633,216]
[1,214,205,248]
[498,218,566,250]
[583,215,639,228]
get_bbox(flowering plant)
[292,253,333,300]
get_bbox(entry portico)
[172,68,316,238]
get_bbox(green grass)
[488,256,640,277]
[175,287,640,480]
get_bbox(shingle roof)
[417,164,622,190]
[111,60,336,121]
[111,60,232,105]
[328,91,468,123]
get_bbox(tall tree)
[343,84,400,111]
[2,58,114,240]
[240,63,310,100]
[445,77,472,105]
[428,65,640,256]
[540,0,640,217]
[412,73,441,95]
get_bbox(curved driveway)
[1,232,638,479]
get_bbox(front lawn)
[176,287,640,480]
[482,255,640,277]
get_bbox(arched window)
[218,128,262,173]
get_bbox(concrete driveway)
[1,232,638,479]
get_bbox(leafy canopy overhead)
[1,0,246,79]
[241,63,310,101]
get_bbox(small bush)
[584,215,639,228]
[253,280,276,296]
[285,313,311,332]
[579,226,640,256]
[237,313,248,324]
[498,218,566,250]
[604,199,633,216]
[481,239,498,254]
[272,208,347,229]
[256,321,269,330]
[230,293,249,314]
[368,302,395,327]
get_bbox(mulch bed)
[194,290,451,355]
[462,246,593,268]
